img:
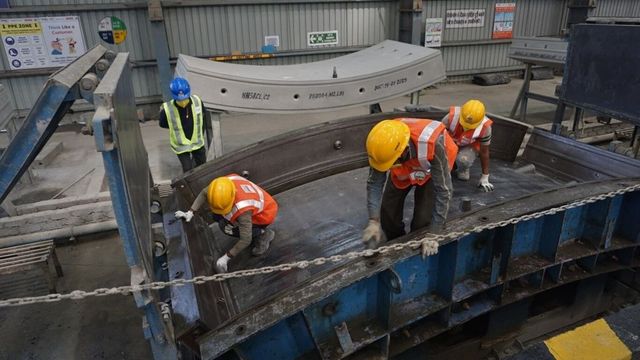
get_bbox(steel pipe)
[0,220,118,248]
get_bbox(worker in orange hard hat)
[174,174,278,273]
[363,118,458,247]
[441,100,494,192]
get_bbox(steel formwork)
[164,110,640,359]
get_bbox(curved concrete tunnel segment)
[174,40,446,113]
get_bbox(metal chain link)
[1,183,639,308]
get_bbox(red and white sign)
[493,3,516,39]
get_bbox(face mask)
[176,99,189,108]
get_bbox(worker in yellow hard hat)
[441,100,494,192]
[363,118,458,246]
[174,174,278,273]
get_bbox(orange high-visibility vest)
[445,106,493,152]
[389,119,458,190]
[223,174,278,226]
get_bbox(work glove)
[175,210,194,222]
[216,254,230,273]
[223,223,234,236]
[422,223,443,258]
[362,219,383,249]
[478,174,494,192]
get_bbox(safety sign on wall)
[493,3,516,39]
[98,16,127,45]
[308,30,338,46]
[0,16,86,70]
[424,18,443,48]
[446,9,486,28]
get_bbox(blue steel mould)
[0,46,107,205]
[200,183,640,359]
[92,53,176,360]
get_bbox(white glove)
[478,174,494,192]
[175,210,194,222]
[362,219,383,248]
[216,254,230,273]
[223,223,234,235]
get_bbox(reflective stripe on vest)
[223,177,266,222]
[448,106,461,132]
[163,95,205,154]
[448,106,490,146]
[389,119,448,189]
[416,121,442,171]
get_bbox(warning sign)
[0,16,86,70]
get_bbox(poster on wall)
[98,16,127,45]
[424,18,443,48]
[264,35,280,48]
[0,16,86,70]
[445,9,485,28]
[493,3,516,39]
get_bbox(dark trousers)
[177,147,207,173]
[380,179,435,241]
[213,214,266,239]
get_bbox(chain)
[1,183,639,308]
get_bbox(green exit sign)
[307,30,339,46]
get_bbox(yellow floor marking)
[544,318,631,360]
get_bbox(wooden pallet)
[0,240,63,297]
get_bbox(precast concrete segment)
[508,37,567,68]
[175,40,446,113]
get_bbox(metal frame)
[508,37,568,124]
[166,109,640,359]
[0,46,108,204]
[194,179,640,359]
[93,53,177,360]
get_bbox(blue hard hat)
[170,77,191,101]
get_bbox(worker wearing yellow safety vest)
[441,100,495,192]
[158,77,209,173]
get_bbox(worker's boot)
[252,229,275,256]
[457,167,470,181]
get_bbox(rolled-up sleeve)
[430,135,453,226]
[366,168,387,220]
[190,187,208,212]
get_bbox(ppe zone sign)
[0,16,86,70]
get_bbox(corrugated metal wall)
[1,1,399,110]
[590,0,640,17]
[423,0,566,76]
[0,6,156,109]
[164,2,398,56]
[1,0,639,110]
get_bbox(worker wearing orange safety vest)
[441,100,494,192]
[363,118,458,246]
[174,174,278,273]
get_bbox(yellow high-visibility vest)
[162,95,205,154]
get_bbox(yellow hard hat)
[366,120,410,172]
[207,177,236,215]
[460,100,486,130]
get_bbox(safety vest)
[445,106,493,152]
[163,95,205,154]
[222,174,278,226]
[390,119,458,190]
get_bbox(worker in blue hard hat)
[158,77,210,173]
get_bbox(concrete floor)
[0,77,563,359]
